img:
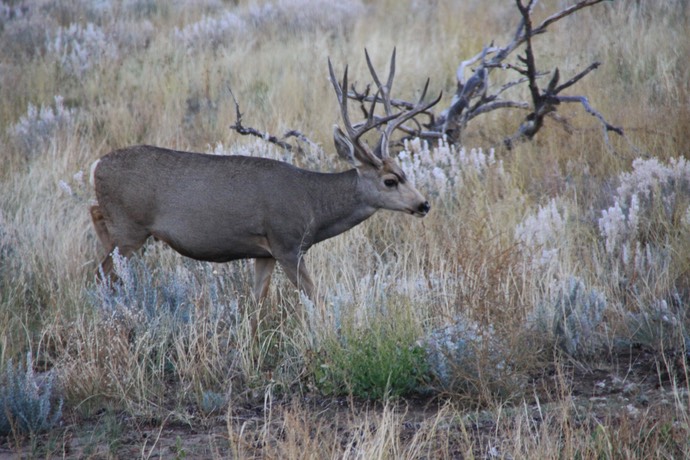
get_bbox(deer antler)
[328,57,400,167]
[380,77,441,158]
[329,50,442,164]
[364,48,396,119]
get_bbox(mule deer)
[90,49,440,305]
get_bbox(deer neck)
[307,169,377,245]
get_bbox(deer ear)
[333,125,358,167]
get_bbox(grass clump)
[316,314,429,400]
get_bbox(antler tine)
[327,57,342,101]
[357,85,381,133]
[381,79,443,158]
[330,55,396,150]
[328,57,358,140]
[365,48,396,117]
[386,48,396,93]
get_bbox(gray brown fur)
[91,144,430,302]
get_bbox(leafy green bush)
[315,323,429,400]
[0,353,62,436]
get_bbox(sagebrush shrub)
[0,210,17,286]
[8,95,77,159]
[46,22,119,77]
[531,277,607,357]
[514,198,566,270]
[625,297,689,352]
[92,248,240,334]
[597,156,690,311]
[0,5,55,61]
[420,315,509,396]
[599,156,690,263]
[174,0,365,51]
[0,353,62,436]
[399,137,505,198]
[246,0,365,34]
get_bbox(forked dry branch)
[228,86,317,155]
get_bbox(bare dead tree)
[496,0,624,149]
[230,0,622,155]
[442,0,623,149]
[346,0,622,150]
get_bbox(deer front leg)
[246,257,277,337]
[276,253,320,325]
[278,255,315,301]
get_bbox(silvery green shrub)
[0,353,62,436]
[421,315,507,393]
[533,277,607,357]
[8,95,77,159]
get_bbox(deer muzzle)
[417,201,431,216]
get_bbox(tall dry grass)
[1,0,689,456]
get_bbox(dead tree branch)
[227,87,318,154]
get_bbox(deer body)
[91,50,440,304]
[92,144,428,301]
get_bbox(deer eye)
[384,178,398,188]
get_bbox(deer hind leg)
[90,205,112,250]
[253,257,277,303]
[91,205,116,279]
[90,205,149,280]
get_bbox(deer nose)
[419,201,431,214]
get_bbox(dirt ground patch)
[2,346,688,459]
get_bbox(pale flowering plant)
[541,277,607,357]
[398,137,504,198]
[8,95,78,159]
[175,0,365,51]
[174,10,245,51]
[246,0,365,34]
[45,22,119,77]
[598,156,690,269]
[514,198,566,270]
